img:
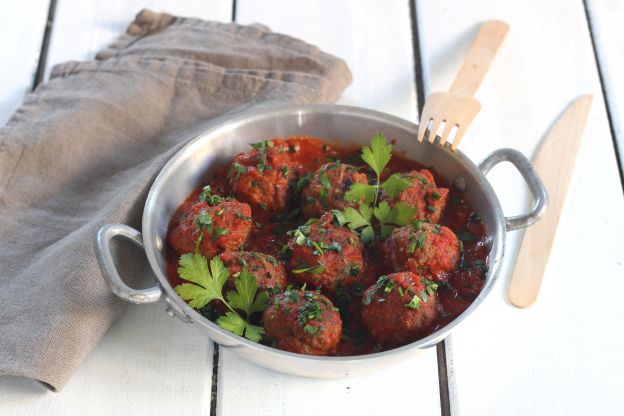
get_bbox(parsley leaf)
[386,202,417,226]
[175,254,268,343]
[216,312,246,336]
[361,132,392,178]
[175,254,229,308]
[373,201,391,223]
[336,206,372,229]
[381,174,412,198]
[344,183,376,204]
[226,268,269,315]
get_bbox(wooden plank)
[44,0,234,77]
[585,0,624,172]
[0,303,214,416]
[216,2,442,415]
[0,2,232,414]
[0,0,50,125]
[415,0,624,414]
[239,0,419,121]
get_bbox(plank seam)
[33,0,58,89]
[231,0,238,23]
[582,0,624,193]
[210,344,220,416]
[409,0,426,114]
[409,1,451,414]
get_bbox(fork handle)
[449,20,509,97]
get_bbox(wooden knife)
[507,95,593,308]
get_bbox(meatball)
[227,139,297,212]
[383,222,460,282]
[285,137,335,174]
[300,161,369,218]
[286,212,365,292]
[218,251,287,291]
[263,289,342,355]
[361,272,438,346]
[391,169,449,223]
[168,200,252,258]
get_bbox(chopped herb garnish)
[199,186,225,206]
[292,264,326,275]
[232,163,247,178]
[363,275,389,305]
[405,294,421,310]
[303,324,319,335]
[211,227,229,240]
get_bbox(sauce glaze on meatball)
[169,200,252,258]
[263,289,342,355]
[286,212,365,293]
[383,222,460,282]
[300,161,368,218]
[390,169,449,224]
[227,139,297,213]
[361,272,437,346]
[218,251,287,291]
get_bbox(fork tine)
[439,123,456,146]
[417,115,430,143]
[428,119,443,143]
[451,125,467,150]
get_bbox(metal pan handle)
[95,224,162,304]
[479,148,548,231]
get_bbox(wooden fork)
[417,20,509,150]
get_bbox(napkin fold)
[0,9,351,391]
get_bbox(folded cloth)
[0,9,352,391]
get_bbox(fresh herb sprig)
[174,254,268,342]
[334,133,417,243]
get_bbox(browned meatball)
[383,222,460,282]
[361,272,438,346]
[300,161,369,218]
[390,169,449,223]
[286,212,365,292]
[168,200,252,258]
[218,251,287,291]
[285,137,335,175]
[227,139,297,212]
[263,289,342,355]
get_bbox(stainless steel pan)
[95,105,547,378]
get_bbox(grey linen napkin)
[0,9,352,391]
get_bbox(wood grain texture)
[239,0,419,121]
[0,303,214,416]
[449,20,509,97]
[508,95,592,308]
[415,0,624,414]
[215,1,442,415]
[0,0,50,125]
[585,0,624,170]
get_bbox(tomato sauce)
[165,137,490,354]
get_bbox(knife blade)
[507,95,593,308]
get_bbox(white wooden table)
[1,1,623,415]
